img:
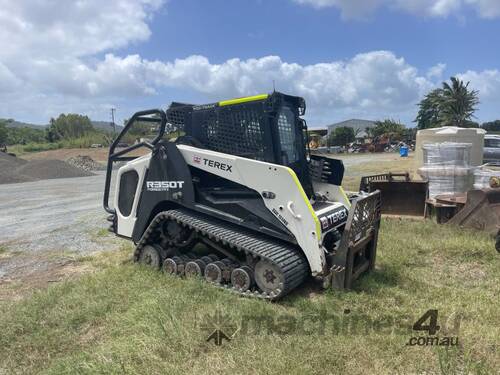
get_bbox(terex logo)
[198,157,233,172]
[319,208,348,230]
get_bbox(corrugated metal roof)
[327,119,375,130]
[326,119,376,137]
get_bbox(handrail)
[103,109,167,214]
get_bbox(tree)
[415,89,443,130]
[329,126,355,147]
[440,77,479,127]
[482,120,500,132]
[415,77,479,129]
[6,126,45,145]
[371,119,406,140]
[0,120,7,145]
[45,118,60,142]
[46,114,93,141]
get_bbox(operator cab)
[167,91,313,195]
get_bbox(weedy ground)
[0,153,498,374]
[340,153,417,191]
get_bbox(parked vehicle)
[483,135,500,163]
[103,92,382,300]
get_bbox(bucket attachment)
[328,191,382,289]
[360,173,428,217]
[446,189,500,235]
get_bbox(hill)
[1,118,47,129]
[1,118,123,133]
[91,120,123,133]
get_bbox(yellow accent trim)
[339,186,351,208]
[219,94,269,107]
[286,168,321,241]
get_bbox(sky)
[1,0,499,128]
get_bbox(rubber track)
[135,209,309,300]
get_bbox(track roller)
[231,266,254,291]
[185,259,206,278]
[205,261,224,284]
[162,256,187,275]
[137,209,310,300]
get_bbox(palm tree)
[440,77,479,127]
[415,77,479,129]
[415,88,443,129]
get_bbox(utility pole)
[110,107,116,135]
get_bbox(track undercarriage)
[134,209,310,300]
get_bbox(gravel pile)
[0,152,36,183]
[0,151,27,167]
[66,155,106,171]
[0,153,95,185]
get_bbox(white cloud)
[293,0,383,18]
[427,63,447,79]
[0,0,165,60]
[0,0,166,122]
[293,0,500,19]
[465,0,500,18]
[457,69,500,97]
[20,51,433,124]
[0,62,21,93]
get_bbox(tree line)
[0,114,113,146]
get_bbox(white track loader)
[104,92,381,300]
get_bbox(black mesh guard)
[197,103,271,161]
[166,98,275,162]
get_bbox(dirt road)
[0,172,125,293]
[0,172,115,253]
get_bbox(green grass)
[7,133,111,156]
[7,142,64,155]
[1,220,498,374]
[341,155,417,191]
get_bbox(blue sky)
[145,0,494,71]
[1,0,499,127]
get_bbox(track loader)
[104,92,381,300]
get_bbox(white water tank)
[415,126,486,168]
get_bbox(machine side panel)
[131,142,196,242]
[177,144,326,274]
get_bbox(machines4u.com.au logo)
[406,309,460,347]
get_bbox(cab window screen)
[277,107,299,164]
